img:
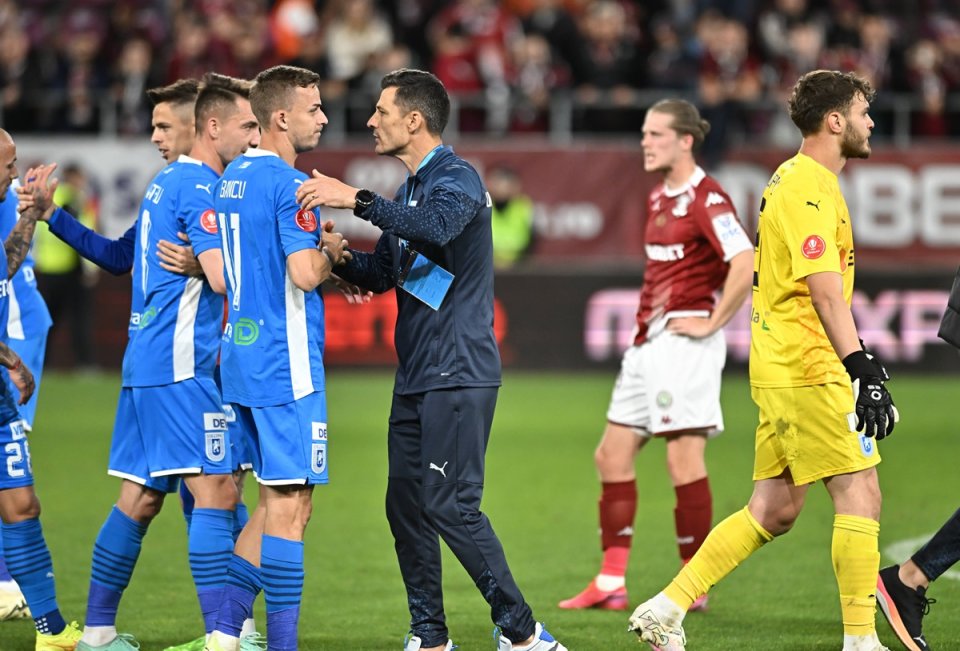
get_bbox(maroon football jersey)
[634,168,752,345]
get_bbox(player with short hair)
[73,73,258,651]
[203,64,345,651]
[559,99,753,613]
[296,68,566,651]
[630,70,898,651]
[0,180,53,623]
[0,140,82,649]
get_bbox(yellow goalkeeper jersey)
[749,153,855,388]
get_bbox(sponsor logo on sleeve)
[295,209,318,232]
[801,234,826,259]
[200,209,218,234]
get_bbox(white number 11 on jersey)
[219,212,242,311]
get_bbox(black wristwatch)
[354,189,376,216]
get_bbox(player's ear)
[276,109,288,132]
[407,110,421,134]
[208,117,220,139]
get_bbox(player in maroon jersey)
[559,99,754,612]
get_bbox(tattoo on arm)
[5,212,38,279]
[0,341,17,368]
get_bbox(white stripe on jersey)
[6,281,22,340]
[172,276,203,382]
[285,272,314,400]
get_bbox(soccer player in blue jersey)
[21,76,262,651]
[296,69,566,651]
[0,139,83,650]
[69,74,259,651]
[204,64,346,651]
[0,181,52,623]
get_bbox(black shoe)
[876,565,936,651]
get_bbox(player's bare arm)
[157,231,204,277]
[668,249,754,338]
[0,340,34,406]
[8,164,57,278]
[296,169,359,212]
[196,248,226,295]
[807,270,860,358]
[287,234,348,292]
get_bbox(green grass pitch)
[3,370,959,650]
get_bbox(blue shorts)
[236,391,328,486]
[7,330,48,428]
[223,403,253,471]
[0,417,32,489]
[108,378,233,491]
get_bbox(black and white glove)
[842,349,899,440]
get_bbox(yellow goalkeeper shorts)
[751,382,881,485]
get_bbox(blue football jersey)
[0,186,52,340]
[122,156,225,387]
[215,148,326,407]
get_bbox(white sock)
[81,626,118,646]
[511,622,543,650]
[240,617,257,638]
[842,632,881,650]
[651,592,686,625]
[209,630,240,651]
[0,579,20,592]
[595,574,625,591]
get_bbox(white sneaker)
[629,599,687,651]
[402,633,456,650]
[495,622,567,651]
[0,586,30,620]
[842,632,891,651]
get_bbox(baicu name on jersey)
[219,180,246,199]
[645,243,686,261]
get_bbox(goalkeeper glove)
[842,349,899,440]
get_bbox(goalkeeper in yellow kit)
[629,70,899,651]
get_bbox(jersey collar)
[243,148,279,159]
[662,166,706,198]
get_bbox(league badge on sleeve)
[200,209,219,234]
[295,209,318,232]
[801,234,826,259]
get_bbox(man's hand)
[320,220,350,266]
[843,350,899,440]
[666,316,714,339]
[327,274,372,304]
[16,164,58,221]
[158,232,203,277]
[295,169,359,212]
[7,358,34,406]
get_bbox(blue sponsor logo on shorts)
[859,433,875,456]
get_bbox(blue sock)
[188,508,235,633]
[86,506,147,627]
[180,479,195,531]
[1,519,64,634]
[262,535,304,651]
[215,554,262,637]
[233,502,249,542]
[0,527,13,581]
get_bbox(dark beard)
[840,127,870,159]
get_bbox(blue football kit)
[109,155,233,487]
[0,186,52,428]
[216,147,328,486]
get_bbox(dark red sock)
[598,480,636,576]
[674,476,712,562]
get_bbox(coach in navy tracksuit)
[297,69,565,651]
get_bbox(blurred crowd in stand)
[2,0,960,160]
